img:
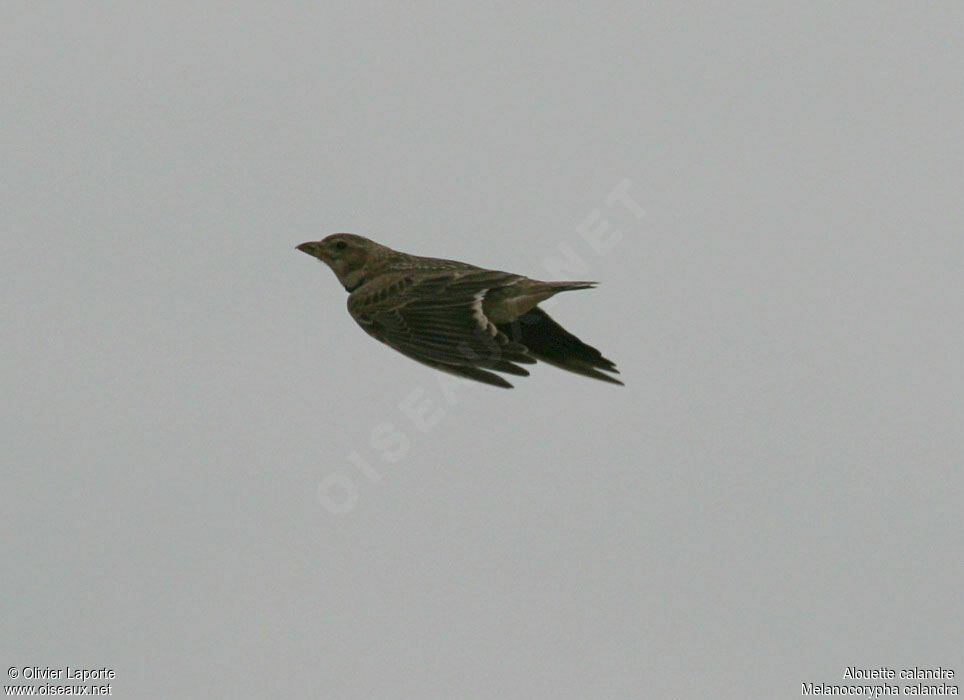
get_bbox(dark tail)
[497,307,623,385]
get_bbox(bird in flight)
[296,234,622,388]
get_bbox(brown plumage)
[296,234,622,388]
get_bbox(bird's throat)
[342,271,368,293]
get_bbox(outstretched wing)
[497,307,623,385]
[348,269,536,388]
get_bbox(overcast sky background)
[2,3,961,698]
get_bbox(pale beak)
[296,241,325,259]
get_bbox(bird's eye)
[333,240,348,251]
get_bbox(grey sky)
[2,3,961,698]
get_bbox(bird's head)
[297,233,380,291]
